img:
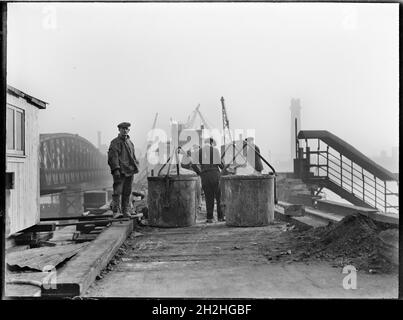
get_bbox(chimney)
[290,98,302,160]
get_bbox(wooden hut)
[5,85,47,237]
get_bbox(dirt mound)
[312,214,379,255]
[262,214,398,273]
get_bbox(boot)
[110,195,121,213]
[121,196,132,217]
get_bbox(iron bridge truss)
[40,133,110,195]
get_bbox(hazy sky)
[7,2,399,163]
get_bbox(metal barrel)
[221,174,275,227]
[147,175,199,227]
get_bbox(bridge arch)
[40,133,111,194]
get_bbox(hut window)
[6,105,25,155]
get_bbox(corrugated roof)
[7,243,88,271]
[7,85,48,109]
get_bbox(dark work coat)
[108,134,139,176]
[196,145,224,174]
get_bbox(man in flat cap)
[108,122,139,218]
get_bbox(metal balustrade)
[297,131,398,214]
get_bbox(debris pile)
[263,214,398,273]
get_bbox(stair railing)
[300,138,398,214]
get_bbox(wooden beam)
[41,214,113,222]
[277,201,305,216]
[56,218,129,228]
[42,220,133,297]
[22,223,56,233]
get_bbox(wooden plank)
[316,199,378,216]
[274,207,323,230]
[367,212,398,225]
[41,213,113,222]
[56,218,128,227]
[22,223,56,232]
[52,216,136,228]
[7,243,88,271]
[304,208,343,223]
[277,201,305,217]
[42,220,133,297]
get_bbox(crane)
[184,104,210,129]
[195,105,210,130]
[185,105,199,129]
[221,96,233,146]
[151,112,159,131]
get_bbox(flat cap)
[117,122,131,128]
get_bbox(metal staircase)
[295,130,399,214]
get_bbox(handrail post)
[326,146,329,178]
[351,160,353,194]
[362,168,365,201]
[305,139,309,157]
[317,139,320,176]
[384,180,387,213]
[340,154,343,188]
[298,147,304,160]
[374,175,377,209]
[295,118,298,159]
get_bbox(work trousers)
[111,174,134,213]
[196,177,202,212]
[200,170,223,220]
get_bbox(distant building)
[6,85,47,236]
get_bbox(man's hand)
[113,169,121,178]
